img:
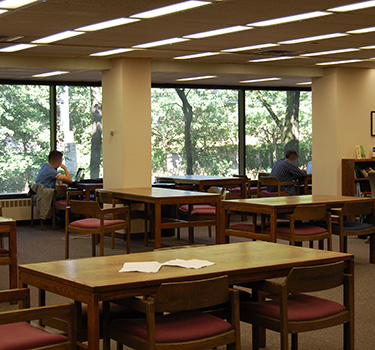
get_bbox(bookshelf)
[342,158,375,196]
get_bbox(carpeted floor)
[1,217,375,349]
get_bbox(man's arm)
[287,162,306,179]
[56,164,72,184]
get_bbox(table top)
[0,216,16,223]
[108,187,220,200]
[19,241,353,297]
[156,175,244,184]
[222,194,373,208]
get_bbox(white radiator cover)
[0,198,37,221]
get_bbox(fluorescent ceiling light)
[221,43,278,53]
[0,43,36,52]
[249,56,293,63]
[131,1,210,19]
[328,1,375,12]
[279,33,347,45]
[184,25,250,39]
[32,31,84,44]
[90,48,134,56]
[248,11,331,27]
[361,45,375,49]
[240,77,281,83]
[0,9,7,14]
[177,75,217,81]
[32,71,69,78]
[347,26,375,34]
[76,18,139,32]
[301,48,360,57]
[296,82,312,85]
[0,0,39,9]
[316,59,363,66]
[174,52,220,59]
[133,37,189,48]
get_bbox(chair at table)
[272,204,332,250]
[102,275,241,350]
[52,185,85,230]
[257,176,298,197]
[368,170,375,198]
[65,199,130,259]
[331,201,375,263]
[0,288,77,350]
[240,261,353,350]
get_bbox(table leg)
[9,224,18,289]
[154,202,162,249]
[86,296,101,350]
[215,199,222,244]
[269,209,277,242]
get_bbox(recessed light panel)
[90,48,134,56]
[316,59,363,66]
[76,18,139,32]
[0,43,36,52]
[174,52,220,59]
[32,71,69,78]
[240,77,281,83]
[133,37,189,48]
[222,43,278,53]
[184,25,250,39]
[177,75,216,81]
[32,31,84,44]
[249,56,293,63]
[0,0,39,9]
[279,33,347,45]
[328,1,375,12]
[301,48,359,57]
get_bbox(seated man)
[36,150,72,189]
[269,149,306,195]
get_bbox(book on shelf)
[355,145,366,159]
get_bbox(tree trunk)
[90,87,102,178]
[175,88,194,175]
[283,91,300,162]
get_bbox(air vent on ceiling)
[0,35,24,42]
[258,49,304,56]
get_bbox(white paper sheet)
[119,261,162,273]
[162,259,215,269]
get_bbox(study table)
[107,187,221,249]
[0,216,17,289]
[70,182,103,201]
[220,194,374,243]
[18,241,354,350]
[155,175,247,198]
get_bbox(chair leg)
[188,227,194,244]
[65,230,69,259]
[30,204,34,228]
[280,329,289,350]
[291,333,298,350]
[92,235,96,257]
[52,208,56,231]
[252,325,261,350]
[208,226,212,237]
[111,232,115,249]
[369,235,375,263]
[318,239,324,250]
[100,234,104,256]
[126,226,130,254]
[344,321,354,350]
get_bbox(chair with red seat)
[257,176,298,197]
[0,288,77,350]
[102,275,241,350]
[240,261,353,350]
[65,199,130,258]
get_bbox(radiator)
[0,198,37,221]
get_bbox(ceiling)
[2,0,375,87]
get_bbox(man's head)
[285,149,298,162]
[48,150,63,168]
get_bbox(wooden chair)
[240,262,353,350]
[331,201,375,263]
[273,204,332,250]
[96,189,133,249]
[368,170,375,198]
[0,288,77,350]
[102,275,241,350]
[257,176,299,197]
[0,215,17,290]
[65,199,130,259]
[52,185,85,230]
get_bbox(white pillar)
[102,58,152,188]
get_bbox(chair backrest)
[258,172,270,179]
[0,207,2,216]
[293,204,328,221]
[0,288,30,307]
[153,275,229,313]
[55,185,68,197]
[259,176,279,187]
[96,189,115,204]
[341,200,374,217]
[368,171,375,198]
[69,200,101,216]
[286,262,345,294]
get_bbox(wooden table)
[155,175,247,198]
[70,182,103,201]
[221,194,374,243]
[18,241,353,350]
[0,216,17,289]
[107,187,221,248]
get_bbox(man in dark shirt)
[270,149,306,195]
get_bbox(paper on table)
[119,261,162,273]
[162,259,215,269]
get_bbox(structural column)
[312,67,375,195]
[102,58,152,188]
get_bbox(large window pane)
[152,88,238,180]
[245,90,312,178]
[0,85,50,193]
[56,85,103,180]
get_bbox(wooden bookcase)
[342,158,375,196]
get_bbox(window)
[152,88,239,179]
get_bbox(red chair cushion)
[276,224,328,236]
[0,248,9,254]
[241,294,346,322]
[110,311,232,343]
[69,218,125,229]
[179,204,216,215]
[0,322,68,350]
[55,200,67,207]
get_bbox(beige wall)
[102,58,152,189]
[312,67,375,195]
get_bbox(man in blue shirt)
[36,150,72,188]
[270,149,306,195]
